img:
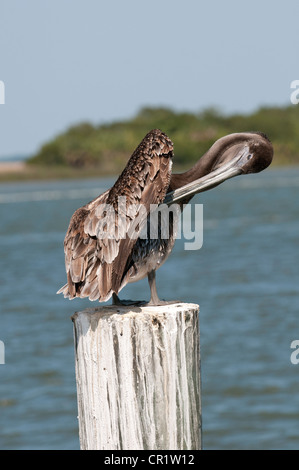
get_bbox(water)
[0,168,298,450]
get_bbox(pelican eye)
[247,154,253,161]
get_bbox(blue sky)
[0,0,298,158]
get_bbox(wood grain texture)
[72,303,201,450]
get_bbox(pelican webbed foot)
[145,299,182,307]
[112,293,146,307]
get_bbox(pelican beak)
[164,145,251,205]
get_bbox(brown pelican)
[57,129,273,305]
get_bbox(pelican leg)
[147,270,161,305]
[112,293,122,305]
[147,270,181,306]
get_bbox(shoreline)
[0,161,26,173]
[0,159,295,184]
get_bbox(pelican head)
[165,132,273,205]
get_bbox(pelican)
[57,129,273,305]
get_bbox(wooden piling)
[72,303,201,450]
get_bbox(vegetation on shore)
[3,104,299,181]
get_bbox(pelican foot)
[145,299,182,307]
[112,293,146,307]
[120,299,147,306]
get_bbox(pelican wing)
[57,190,109,301]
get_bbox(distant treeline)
[28,105,299,171]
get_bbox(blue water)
[0,168,299,450]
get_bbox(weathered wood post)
[72,302,201,450]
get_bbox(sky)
[0,0,299,158]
